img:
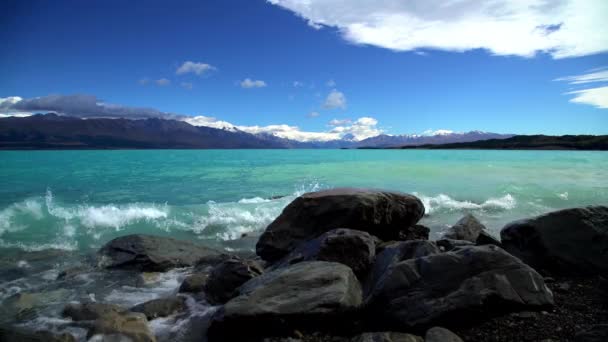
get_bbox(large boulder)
[366,245,554,329]
[204,257,264,304]
[63,302,126,321]
[208,261,362,340]
[444,214,486,242]
[256,188,425,262]
[500,206,608,276]
[130,296,187,319]
[97,234,226,271]
[272,228,377,277]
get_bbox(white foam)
[417,193,516,215]
[558,192,569,200]
[238,197,270,204]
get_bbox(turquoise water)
[1,149,607,253]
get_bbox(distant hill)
[354,131,514,148]
[394,135,608,150]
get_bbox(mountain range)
[0,113,514,149]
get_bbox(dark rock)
[62,302,126,321]
[364,240,440,297]
[425,327,463,342]
[0,326,75,342]
[130,296,187,319]
[398,225,430,241]
[256,188,425,262]
[445,214,486,242]
[555,282,571,293]
[351,332,422,342]
[575,324,608,342]
[500,206,608,276]
[179,273,209,293]
[366,245,554,329]
[476,230,502,247]
[208,261,362,340]
[88,311,155,342]
[272,228,376,277]
[97,234,225,272]
[57,265,91,280]
[204,257,264,304]
[435,239,474,252]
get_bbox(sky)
[1,0,607,141]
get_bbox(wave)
[416,193,516,215]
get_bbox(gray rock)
[130,296,187,319]
[89,311,155,342]
[208,261,362,340]
[476,230,502,247]
[445,214,486,242]
[500,206,608,276]
[204,257,264,304]
[179,273,209,293]
[435,239,474,252]
[425,327,463,342]
[62,302,126,321]
[366,245,554,329]
[575,324,608,342]
[351,332,422,342]
[97,234,226,271]
[272,228,376,277]
[398,225,430,241]
[256,188,425,262]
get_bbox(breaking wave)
[417,193,516,215]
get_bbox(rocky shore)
[1,188,607,342]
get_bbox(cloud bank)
[557,67,608,109]
[268,0,608,58]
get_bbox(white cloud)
[240,78,267,88]
[183,116,237,130]
[323,89,346,109]
[307,111,320,118]
[326,79,336,87]
[422,129,455,136]
[328,118,351,126]
[180,82,193,90]
[155,78,171,86]
[555,68,608,84]
[268,0,608,58]
[176,61,216,76]
[566,86,608,109]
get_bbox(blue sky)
[1,0,607,140]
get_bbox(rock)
[555,282,571,293]
[204,257,264,304]
[476,230,502,247]
[425,327,463,342]
[179,273,209,293]
[97,234,226,272]
[351,332,422,342]
[256,188,425,262]
[0,326,75,342]
[89,311,155,342]
[130,296,187,319]
[208,261,362,340]
[272,228,376,277]
[500,206,608,276]
[364,240,440,297]
[575,324,608,342]
[366,245,554,329]
[444,214,486,242]
[435,239,474,252]
[398,225,430,241]
[62,302,126,321]
[57,265,91,280]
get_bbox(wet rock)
[179,273,209,293]
[398,225,430,241]
[204,257,264,304]
[130,296,187,320]
[425,327,463,342]
[444,214,487,242]
[208,261,362,340]
[89,311,155,342]
[256,188,425,262]
[3,289,70,316]
[575,324,608,342]
[97,234,226,272]
[0,326,75,342]
[366,245,554,329]
[57,265,91,280]
[272,228,376,277]
[435,239,474,252]
[476,230,502,247]
[351,332,422,342]
[500,206,608,276]
[63,302,126,321]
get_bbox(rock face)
[272,228,376,277]
[366,245,554,329]
[97,234,225,271]
[425,327,463,342]
[351,332,423,342]
[204,257,264,304]
[256,188,425,262]
[208,261,362,340]
[130,296,187,319]
[500,206,608,276]
[444,214,486,242]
